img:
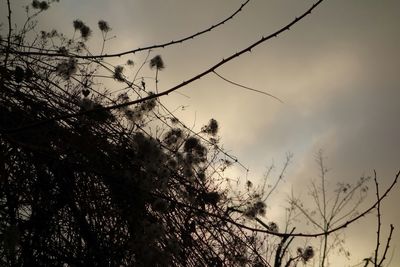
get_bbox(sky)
[2,0,400,265]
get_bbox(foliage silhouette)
[0,1,398,266]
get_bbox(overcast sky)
[3,0,400,265]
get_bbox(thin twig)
[213,71,283,103]
[226,171,399,238]
[378,224,394,267]
[263,153,292,201]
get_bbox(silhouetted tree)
[0,1,398,266]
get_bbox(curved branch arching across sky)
[2,0,325,135]
[4,0,251,59]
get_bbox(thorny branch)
[1,0,325,135]
[367,170,395,267]
[374,171,382,266]
[3,0,251,59]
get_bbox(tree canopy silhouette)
[0,1,398,266]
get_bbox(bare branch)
[227,171,399,238]
[213,71,283,103]
[378,224,394,267]
[1,0,325,135]
[4,0,251,59]
[373,171,381,267]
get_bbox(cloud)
[2,0,399,264]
